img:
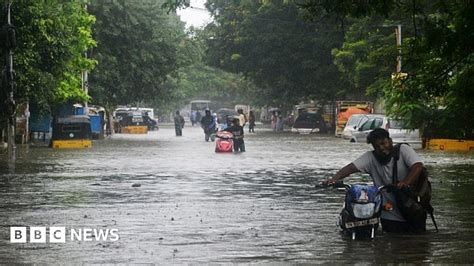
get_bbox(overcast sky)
[176,0,212,28]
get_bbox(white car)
[342,114,370,139]
[350,116,422,148]
[349,115,385,142]
[388,119,422,149]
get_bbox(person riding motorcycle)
[201,109,216,142]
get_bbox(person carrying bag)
[322,128,437,233]
[391,143,438,232]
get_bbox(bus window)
[190,100,211,112]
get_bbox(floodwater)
[0,125,473,264]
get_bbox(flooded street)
[1,125,474,264]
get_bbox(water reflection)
[0,126,473,263]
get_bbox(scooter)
[338,184,383,240]
[317,182,384,240]
[215,131,233,152]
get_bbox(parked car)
[291,112,327,134]
[341,114,370,139]
[350,115,385,142]
[387,119,422,148]
[349,115,421,148]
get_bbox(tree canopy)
[88,0,189,109]
[2,0,472,138]
[1,0,96,115]
[302,0,474,138]
[203,0,350,110]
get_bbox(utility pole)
[395,24,402,73]
[81,3,88,113]
[1,0,16,160]
[81,63,88,110]
[376,24,403,114]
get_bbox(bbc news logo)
[10,227,119,243]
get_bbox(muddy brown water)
[1,125,473,263]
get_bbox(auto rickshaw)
[51,115,92,148]
[120,111,148,134]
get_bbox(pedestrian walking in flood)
[271,111,277,131]
[237,109,247,130]
[248,110,256,133]
[195,111,202,126]
[190,110,197,126]
[174,110,185,136]
[276,111,284,131]
[201,109,216,142]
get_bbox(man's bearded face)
[372,138,394,165]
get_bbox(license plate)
[345,218,379,229]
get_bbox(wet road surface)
[1,125,474,263]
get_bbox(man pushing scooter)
[224,118,245,152]
[321,128,436,234]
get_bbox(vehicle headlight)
[352,203,375,219]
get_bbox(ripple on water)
[0,127,473,263]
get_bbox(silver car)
[342,114,371,139]
[350,115,421,148]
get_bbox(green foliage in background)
[331,16,400,98]
[303,0,474,138]
[3,0,472,139]
[204,0,349,110]
[88,0,189,111]
[0,0,96,114]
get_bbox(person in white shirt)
[237,109,247,129]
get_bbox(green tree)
[1,0,96,115]
[88,0,189,110]
[204,0,348,110]
[302,0,474,138]
[391,2,474,138]
[178,63,255,107]
[331,17,399,99]
[143,25,261,116]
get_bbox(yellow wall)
[426,139,474,152]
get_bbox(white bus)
[190,100,211,113]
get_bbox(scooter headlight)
[352,203,375,219]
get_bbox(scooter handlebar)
[378,184,397,192]
[317,182,394,191]
[315,181,350,189]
